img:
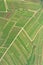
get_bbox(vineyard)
[0,0,43,65]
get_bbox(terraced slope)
[0,0,43,65]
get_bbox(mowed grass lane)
[0,1,43,65]
[15,10,33,27]
[0,26,21,58]
[0,27,43,65]
[0,26,20,59]
[0,30,33,65]
[0,22,15,46]
[24,9,43,40]
[0,20,8,31]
